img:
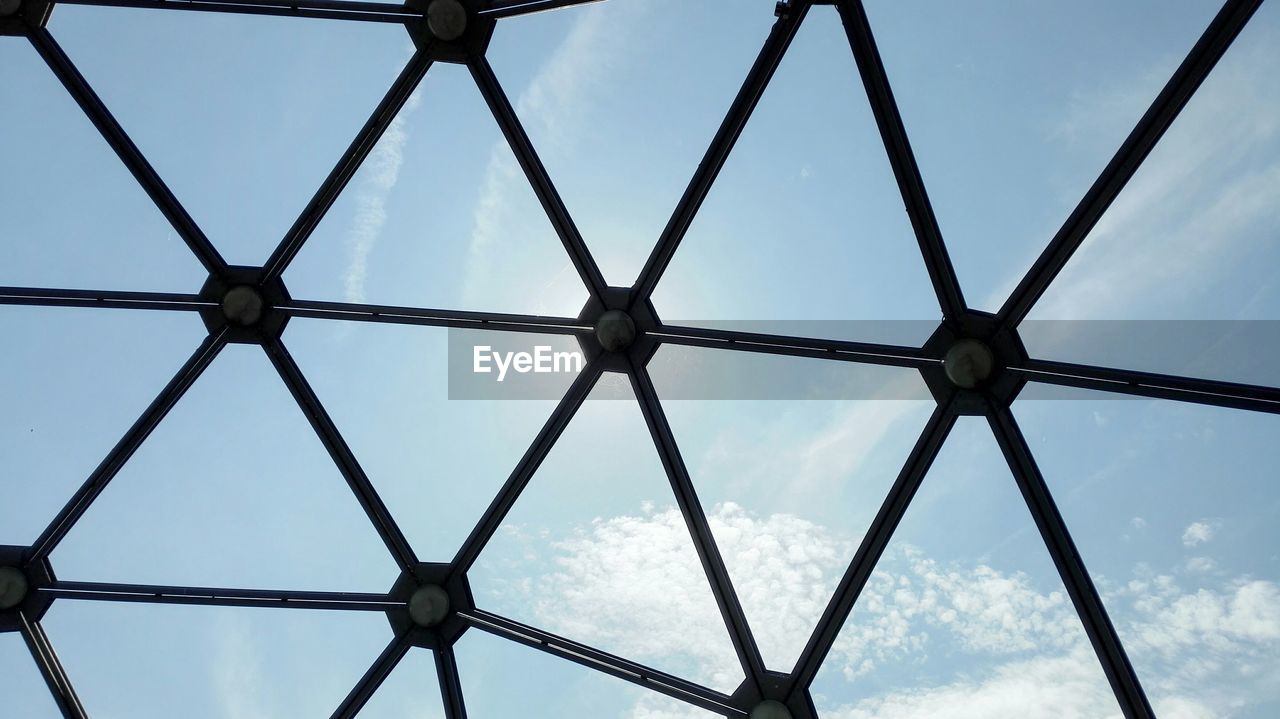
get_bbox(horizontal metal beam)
[451,362,603,572]
[652,323,935,370]
[30,330,228,562]
[52,0,416,22]
[478,0,604,20]
[27,28,227,277]
[264,50,435,280]
[787,401,955,693]
[467,55,608,300]
[434,645,468,719]
[1015,358,1280,414]
[264,338,420,571]
[629,360,767,692]
[280,298,588,335]
[632,3,809,303]
[997,0,1264,327]
[0,287,208,312]
[38,581,400,611]
[987,404,1153,719]
[330,632,413,719]
[18,612,88,719]
[838,0,966,319]
[460,609,743,717]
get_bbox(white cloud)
[1182,520,1218,548]
[1130,517,1148,531]
[342,89,423,303]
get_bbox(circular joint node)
[408,584,451,628]
[221,285,265,327]
[943,338,995,389]
[0,566,28,610]
[750,700,793,719]
[427,0,468,41]
[594,309,636,352]
[0,0,20,18]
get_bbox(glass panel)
[456,626,720,719]
[1015,390,1280,718]
[0,633,62,718]
[49,6,411,265]
[285,62,587,317]
[470,373,743,693]
[0,306,206,546]
[648,344,935,672]
[652,5,940,346]
[1027,1,1280,387]
[356,648,446,719]
[864,0,1220,312]
[52,343,399,592]
[486,0,778,286]
[810,417,1119,717]
[44,600,389,718]
[0,41,204,292]
[283,318,572,562]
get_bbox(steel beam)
[632,2,809,303]
[461,609,742,717]
[451,363,603,572]
[30,331,228,562]
[987,404,1153,719]
[53,0,414,23]
[264,51,435,280]
[264,338,420,571]
[478,0,603,20]
[787,401,955,693]
[467,56,608,300]
[330,632,413,719]
[653,323,935,370]
[0,287,208,312]
[280,298,588,335]
[997,0,1264,327]
[837,0,966,319]
[18,612,88,719]
[1015,358,1280,415]
[38,581,400,611]
[628,360,767,693]
[435,645,468,719]
[27,29,227,277]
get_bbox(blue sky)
[2,0,1279,717]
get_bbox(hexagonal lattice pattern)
[1,0,1274,717]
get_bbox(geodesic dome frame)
[0,0,1274,717]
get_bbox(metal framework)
[0,0,1272,716]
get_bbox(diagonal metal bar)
[631,2,809,303]
[451,362,603,572]
[38,581,401,611]
[330,632,414,719]
[479,0,603,20]
[18,612,89,719]
[1014,358,1280,415]
[467,56,608,300]
[996,0,1264,328]
[628,359,767,692]
[30,330,228,562]
[53,0,414,22]
[0,287,209,312]
[461,609,743,717]
[787,400,955,693]
[434,646,468,719]
[264,50,435,280]
[280,298,589,336]
[653,323,935,370]
[987,403,1154,719]
[836,0,966,319]
[264,338,419,571]
[26,28,227,277]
